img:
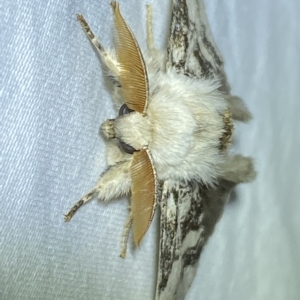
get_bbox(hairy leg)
[64,160,131,221]
[77,14,120,77]
[145,5,166,70]
[146,5,156,52]
[119,212,133,258]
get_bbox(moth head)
[114,104,150,154]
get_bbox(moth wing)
[167,0,252,123]
[167,0,230,93]
[156,179,235,300]
[156,0,240,299]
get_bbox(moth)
[65,1,255,299]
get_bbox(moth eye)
[118,104,135,154]
[119,104,134,116]
[119,140,137,155]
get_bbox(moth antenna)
[111,2,149,114]
[130,149,157,246]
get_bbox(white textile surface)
[1,0,300,299]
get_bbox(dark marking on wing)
[179,181,203,243]
[167,0,231,93]
[167,0,190,74]
[156,179,235,299]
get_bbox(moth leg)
[225,95,252,122]
[119,210,133,258]
[219,154,256,184]
[146,5,156,51]
[77,14,120,80]
[146,5,166,71]
[64,160,131,222]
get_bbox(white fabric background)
[1,0,299,299]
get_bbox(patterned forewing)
[167,0,231,93]
[156,178,235,300]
